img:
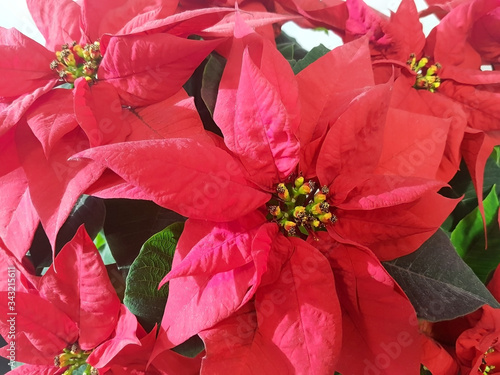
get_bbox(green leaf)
[292,44,331,75]
[201,53,226,115]
[277,42,296,61]
[383,229,500,322]
[276,31,308,65]
[451,185,500,283]
[94,231,115,265]
[123,222,184,332]
[172,335,205,358]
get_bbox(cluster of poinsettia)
[0,0,499,374]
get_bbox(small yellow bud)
[318,212,332,223]
[314,193,326,204]
[293,206,306,219]
[277,183,290,201]
[294,176,304,188]
[298,183,311,195]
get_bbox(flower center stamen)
[54,342,98,375]
[407,53,441,93]
[50,41,102,85]
[479,347,500,374]
[266,175,337,238]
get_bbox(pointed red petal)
[255,238,342,374]
[99,34,221,107]
[431,0,500,73]
[317,82,393,185]
[124,89,211,143]
[330,192,459,260]
[16,122,104,248]
[87,305,141,368]
[0,292,78,365]
[319,237,421,375]
[387,76,466,182]
[157,213,271,347]
[421,335,460,375]
[26,89,78,156]
[214,16,300,189]
[296,36,374,147]
[199,302,293,374]
[384,0,426,60]
[26,0,82,50]
[0,80,58,137]
[122,8,234,36]
[73,80,130,147]
[159,211,266,286]
[215,48,300,189]
[461,130,500,240]
[0,28,56,97]
[75,139,270,222]
[0,130,38,259]
[80,0,179,42]
[39,226,121,350]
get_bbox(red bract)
[0,226,130,374]
[0,129,39,259]
[8,101,105,252]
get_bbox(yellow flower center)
[407,53,441,93]
[266,176,337,238]
[50,41,102,85]
[54,343,98,375]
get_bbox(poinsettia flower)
[0,0,228,137]
[0,226,141,374]
[76,17,453,373]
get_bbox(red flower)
[0,0,228,137]
[0,226,140,374]
[76,15,453,373]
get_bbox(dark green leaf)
[383,229,500,322]
[201,53,226,115]
[292,44,331,75]
[451,185,500,283]
[103,199,185,272]
[277,42,296,61]
[123,222,184,332]
[276,31,308,63]
[172,335,205,358]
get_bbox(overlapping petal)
[75,138,270,222]
[214,15,300,189]
[317,234,421,375]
